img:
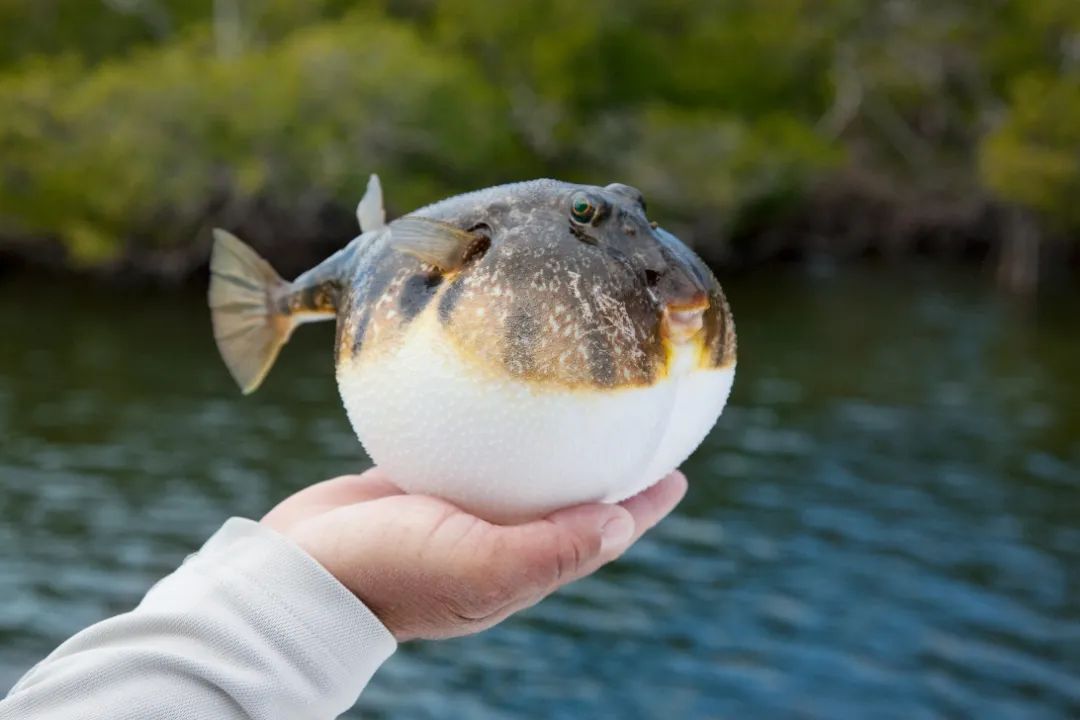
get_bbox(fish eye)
[570,192,599,225]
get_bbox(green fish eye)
[570,193,596,224]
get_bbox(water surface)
[1,267,1077,718]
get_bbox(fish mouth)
[661,297,709,344]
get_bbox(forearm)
[1,519,396,720]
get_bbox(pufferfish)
[209,176,736,523]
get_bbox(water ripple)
[1,270,1078,718]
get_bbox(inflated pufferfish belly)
[208,176,736,523]
[339,313,733,523]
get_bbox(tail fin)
[208,229,292,394]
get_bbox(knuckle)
[558,536,584,582]
[550,530,589,585]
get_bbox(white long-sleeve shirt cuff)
[3,518,397,720]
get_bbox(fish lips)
[661,295,709,344]
[649,227,711,343]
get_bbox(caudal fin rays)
[208,229,292,394]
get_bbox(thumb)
[505,503,636,592]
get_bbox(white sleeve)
[1,518,397,720]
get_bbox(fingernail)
[600,513,634,555]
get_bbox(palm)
[262,468,687,640]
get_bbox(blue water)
[1,267,1077,718]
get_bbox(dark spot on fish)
[438,276,466,325]
[341,258,399,359]
[462,226,491,264]
[716,293,736,367]
[304,282,338,314]
[503,305,539,375]
[360,262,400,309]
[351,308,371,357]
[276,280,339,317]
[398,272,443,322]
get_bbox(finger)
[618,470,688,546]
[516,471,689,591]
[262,467,405,530]
[497,503,635,594]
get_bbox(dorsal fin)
[389,216,481,272]
[357,174,385,232]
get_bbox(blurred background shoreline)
[1,0,1078,292]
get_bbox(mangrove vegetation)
[0,0,1077,289]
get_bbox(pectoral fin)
[390,216,483,272]
[356,174,386,232]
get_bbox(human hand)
[261,467,688,642]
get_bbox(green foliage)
[980,74,1080,228]
[0,0,1076,271]
[0,10,519,262]
[977,0,1080,232]
[583,108,838,241]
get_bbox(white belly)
[337,313,734,523]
